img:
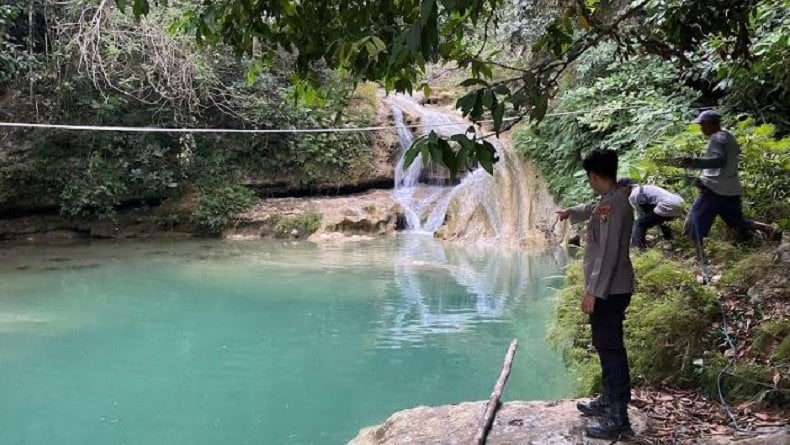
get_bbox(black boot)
[585,403,634,439]
[576,396,609,417]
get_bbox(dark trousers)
[685,187,752,242]
[632,205,673,249]
[591,293,632,404]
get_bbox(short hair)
[582,149,618,181]
[616,177,635,187]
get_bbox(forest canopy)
[106,0,790,177]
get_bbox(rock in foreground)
[348,400,648,445]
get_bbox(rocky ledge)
[348,400,649,445]
[225,189,402,242]
[0,190,402,243]
[347,400,788,445]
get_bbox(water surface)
[0,237,570,444]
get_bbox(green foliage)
[737,121,790,227]
[680,0,790,128]
[190,176,256,234]
[353,81,380,111]
[404,129,499,180]
[547,261,602,393]
[514,45,695,205]
[2,3,383,220]
[120,0,790,175]
[548,251,718,395]
[753,319,790,363]
[699,353,789,406]
[289,121,373,187]
[125,0,618,176]
[1,127,182,220]
[0,3,25,83]
[273,211,322,237]
[626,252,719,385]
[59,152,128,220]
[720,250,776,287]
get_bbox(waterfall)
[386,94,561,248]
[391,100,465,233]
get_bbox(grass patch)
[700,353,790,406]
[720,250,777,288]
[351,81,379,116]
[753,319,790,363]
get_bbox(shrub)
[273,210,322,236]
[513,44,696,206]
[59,152,128,220]
[190,178,256,234]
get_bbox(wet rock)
[26,229,80,243]
[227,190,401,241]
[310,190,400,240]
[347,399,649,445]
[223,232,261,241]
[0,211,188,243]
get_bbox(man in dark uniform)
[558,149,635,439]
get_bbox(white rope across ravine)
[0,106,656,134]
[0,120,467,134]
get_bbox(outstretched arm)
[674,137,727,169]
[557,202,596,225]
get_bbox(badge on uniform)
[597,204,611,222]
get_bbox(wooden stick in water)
[474,339,519,445]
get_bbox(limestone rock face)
[0,211,181,242]
[309,190,401,242]
[347,400,649,445]
[228,190,402,241]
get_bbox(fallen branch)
[474,339,519,445]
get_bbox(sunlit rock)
[348,400,648,445]
[227,190,401,241]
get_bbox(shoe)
[576,396,609,417]
[584,403,635,439]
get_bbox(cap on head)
[616,177,635,187]
[691,110,721,124]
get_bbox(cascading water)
[391,102,465,233]
[387,94,560,247]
